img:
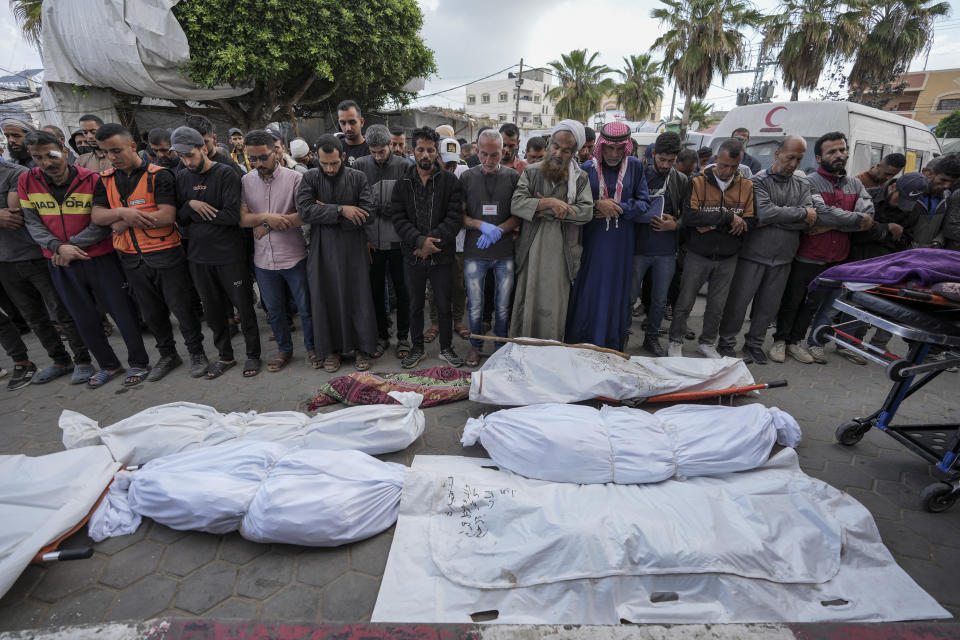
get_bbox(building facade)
[882,68,960,129]
[464,68,556,130]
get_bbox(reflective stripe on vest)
[101,164,181,254]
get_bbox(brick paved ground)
[0,301,958,631]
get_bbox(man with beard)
[239,130,314,372]
[173,126,261,379]
[185,115,244,176]
[76,115,113,173]
[525,136,546,165]
[296,134,377,372]
[337,100,370,167]
[1,118,36,168]
[567,121,650,351]
[577,127,596,165]
[772,131,874,365]
[856,153,906,189]
[387,126,465,369]
[510,120,594,341]
[499,123,526,174]
[355,124,413,360]
[228,127,252,172]
[147,128,179,170]
[19,130,150,389]
[91,123,209,380]
[389,126,407,158]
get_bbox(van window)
[738,137,818,175]
[853,143,879,172]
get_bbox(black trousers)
[123,259,205,358]
[0,259,90,365]
[189,261,260,361]
[370,247,409,341]
[405,261,452,350]
[773,260,828,344]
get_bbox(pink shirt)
[241,165,305,270]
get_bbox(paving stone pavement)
[0,302,959,631]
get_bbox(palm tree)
[650,0,763,136]
[10,0,44,50]
[675,100,715,130]
[846,0,951,103]
[615,54,664,122]
[546,49,616,123]
[763,0,859,101]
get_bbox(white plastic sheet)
[0,447,120,598]
[462,403,802,484]
[469,341,755,405]
[87,470,141,542]
[118,441,404,546]
[372,452,950,624]
[59,392,425,466]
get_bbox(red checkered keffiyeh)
[591,121,634,202]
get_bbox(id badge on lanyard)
[481,202,498,217]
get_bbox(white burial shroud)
[372,452,950,624]
[58,392,425,466]
[462,403,802,484]
[469,341,755,405]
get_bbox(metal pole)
[514,58,524,125]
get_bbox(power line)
[415,64,520,100]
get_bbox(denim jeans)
[632,254,675,338]
[255,259,313,354]
[464,257,515,350]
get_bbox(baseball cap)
[440,137,461,163]
[436,125,455,138]
[894,172,928,212]
[228,127,243,137]
[290,138,310,160]
[170,126,205,153]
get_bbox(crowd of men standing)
[1,101,959,391]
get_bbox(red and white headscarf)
[592,121,634,202]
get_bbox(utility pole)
[514,58,524,126]
[669,83,677,121]
[749,38,770,104]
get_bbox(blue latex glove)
[477,234,492,249]
[478,222,503,246]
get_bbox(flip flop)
[308,350,323,370]
[455,324,471,340]
[465,348,480,368]
[267,353,291,372]
[355,352,372,371]
[243,358,262,377]
[123,366,151,387]
[206,360,236,379]
[395,339,411,359]
[323,354,341,373]
[88,368,123,389]
[371,338,388,359]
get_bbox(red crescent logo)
[765,106,787,127]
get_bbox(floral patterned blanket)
[308,367,472,409]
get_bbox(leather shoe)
[642,336,666,357]
[148,353,183,382]
[744,345,768,364]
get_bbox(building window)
[481,93,490,104]
[499,114,507,122]
[467,94,476,105]
[534,94,541,103]
[551,117,556,126]
[499,92,509,103]
[896,102,913,111]
[937,98,960,111]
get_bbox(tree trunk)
[790,86,799,101]
[680,93,692,138]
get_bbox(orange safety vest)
[101,164,181,255]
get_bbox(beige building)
[882,67,960,128]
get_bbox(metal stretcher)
[812,280,960,512]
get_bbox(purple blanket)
[813,249,960,289]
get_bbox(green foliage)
[935,110,960,139]
[545,49,616,123]
[9,0,43,49]
[675,100,715,129]
[173,0,435,127]
[615,54,664,121]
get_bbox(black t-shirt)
[460,165,519,260]
[344,140,370,168]
[93,163,184,269]
[175,162,245,266]
[47,167,78,205]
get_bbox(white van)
[710,101,941,177]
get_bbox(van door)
[848,113,905,176]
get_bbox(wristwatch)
[337,205,344,216]
[262,221,272,231]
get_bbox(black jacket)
[851,182,921,260]
[387,162,463,265]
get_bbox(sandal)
[455,324,471,340]
[206,360,236,379]
[355,352,372,371]
[323,354,341,373]
[308,350,322,370]
[267,352,291,373]
[88,368,123,389]
[395,339,411,359]
[371,338,388,359]
[243,358,262,378]
[123,366,151,387]
[465,347,480,368]
[423,326,439,343]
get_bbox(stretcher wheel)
[836,421,869,446]
[921,482,957,513]
[811,324,832,345]
[886,359,914,382]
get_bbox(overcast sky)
[3,0,960,119]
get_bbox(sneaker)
[8,362,37,390]
[744,345,767,365]
[439,347,464,367]
[786,343,814,364]
[716,344,737,358]
[189,353,209,378]
[148,353,183,382]
[839,347,867,365]
[642,336,666,357]
[401,346,426,369]
[0,367,7,380]
[667,341,683,357]
[808,345,827,364]
[697,344,721,359]
[769,340,786,363]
